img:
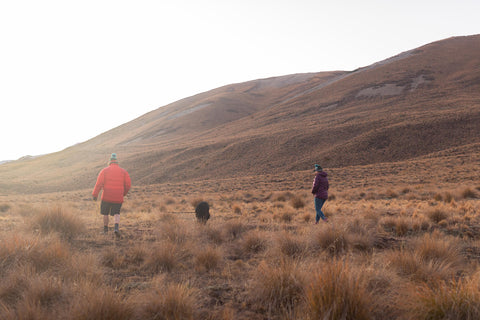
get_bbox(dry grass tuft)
[202,224,225,245]
[30,205,85,240]
[137,281,197,320]
[277,210,294,223]
[386,245,458,282]
[159,221,188,244]
[241,230,268,255]
[143,242,179,273]
[461,188,477,199]
[414,231,463,269]
[194,246,221,272]
[249,260,306,317]
[232,204,242,214]
[311,225,349,256]
[223,220,245,240]
[404,276,480,320]
[276,232,307,259]
[306,260,372,320]
[427,208,448,224]
[190,197,205,208]
[71,284,134,320]
[0,233,70,274]
[290,195,306,209]
[0,203,11,213]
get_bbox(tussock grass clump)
[461,188,477,199]
[302,212,312,223]
[346,218,378,251]
[273,191,294,202]
[386,248,456,282]
[249,260,306,317]
[136,282,197,320]
[101,247,126,269]
[290,195,305,209]
[143,242,179,273]
[404,277,480,320]
[427,208,449,224]
[190,197,205,208]
[241,230,267,255]
[276,210,294,223]
[381,216,413,236]
[385,189,398,199]
[0,203,11,213]
[159,221,188,244]
[30,205,85,240]
[21,274,70,310]
[310,225,349,256]
[0,266,32,306]
[306,260,372,320]
[276,232,307,259]
[203,224,224,245]
[0,233,70,274]
[223,220,245,240]
[232,203,242,214]
[194,246,221,272]
[71,284,134,320]
[414,231,463,269]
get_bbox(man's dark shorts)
[100,201,122,216]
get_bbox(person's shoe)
[103,226,108,234]
[323,217,328,222]
[114,230,121,238]
[314,221,319,225]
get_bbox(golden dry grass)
[0,180,479,319]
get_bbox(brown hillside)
[1,35,479,193]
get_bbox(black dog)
[195,201,210,224]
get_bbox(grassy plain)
[0,160,479,320]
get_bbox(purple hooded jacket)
[312,171,329,199]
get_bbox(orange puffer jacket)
[92,163,131,204]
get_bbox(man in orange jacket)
[92,153,131,235]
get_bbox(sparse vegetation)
[0,179,479,319]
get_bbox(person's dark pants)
[100,201,122,216]
[100,201,122,233]
[314,197,326,222]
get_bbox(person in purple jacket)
[311,164,329,224]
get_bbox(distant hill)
[1,35,479,194]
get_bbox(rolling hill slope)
[1,35,479,193]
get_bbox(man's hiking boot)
[114,223,120,237]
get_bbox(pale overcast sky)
[1,0,479,161]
